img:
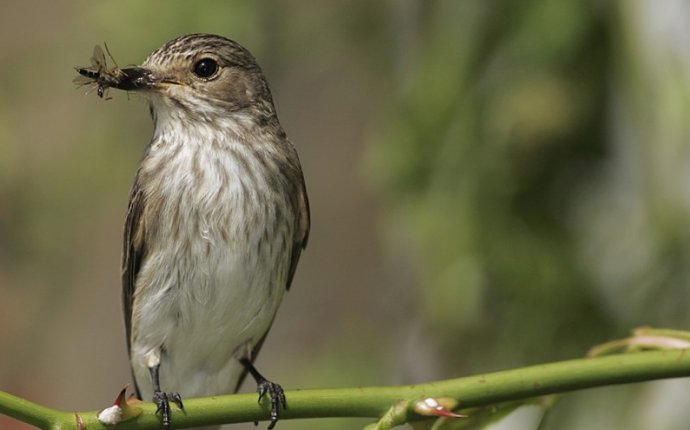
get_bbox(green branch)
[1,349,689,429]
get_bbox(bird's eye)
[193,58,219,78]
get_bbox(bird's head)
[116,33,277,126]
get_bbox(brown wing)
[235,170,310,391]
[285,171,310,290]
[121,178,146,355]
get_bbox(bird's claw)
[257,380,286,430]
[153,391,184,429]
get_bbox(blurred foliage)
[2,1,690,430]
[366,0,690,428]
[368,0,614,374]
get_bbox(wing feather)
[121,179,146,355]
[285,174,310,290]
[235,169,310,390]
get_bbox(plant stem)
[0,391,69,429]
[1,349,689,429]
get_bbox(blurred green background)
[1,1,690,429]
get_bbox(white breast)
[129,113,294,399]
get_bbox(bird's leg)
[149,363,184,430]
[239,358,286,430]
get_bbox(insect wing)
[91,45,107,70]
[73,74,96,87]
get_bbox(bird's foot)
[257,379,286,430]
[153,390,184,429]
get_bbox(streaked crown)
[141,33,276,119]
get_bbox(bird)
[79,33,310,429]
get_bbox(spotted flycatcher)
[77,33,310,429]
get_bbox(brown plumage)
[84,33,309,429]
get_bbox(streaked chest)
[134,121,296,303]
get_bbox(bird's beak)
[115,67,159,91]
